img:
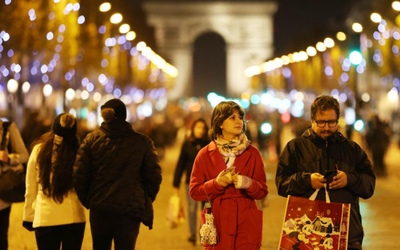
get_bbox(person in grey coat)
[73,99,162,250]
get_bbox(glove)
[216,168,236,187]
[232,174,253,189]
[22,221,34,232]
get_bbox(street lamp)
[306,46,317,56]
[65,88,75,101]
[110,13,123,24]
[349,51,363,65]
[99,2,111,12]
[6,79,18,121]
[22,81,30,94]
[119,24,130,34]
[126,31,136,41]
[43,84,53,97]
[392,1,400,11]
[336,31,346,41]
[370,13,382,23]
[324,37,335,48]
[352,23,363,33]
[316,42,326,52]
[7,79,18,94]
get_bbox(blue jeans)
[186,185,200,239]
[90,209,140,250]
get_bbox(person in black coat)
[365,115,390,177]
[173,118,209,245]
[73,99,162,250]
[276,95,375,250]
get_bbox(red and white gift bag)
[279,188,350,250]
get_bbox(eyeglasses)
[314,120,338,128]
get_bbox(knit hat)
[52,113,77,140]
[100,98,127,120]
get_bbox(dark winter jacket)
[173,137,209,188]
[73,119,162,229]
[276,128,375,249]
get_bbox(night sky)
[273,0,362,56]
[103,0,362,57]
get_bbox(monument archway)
[143,0,277,99]
[193,32,226,97]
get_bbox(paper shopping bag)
[278,194,350,250]
[166,194,185,228]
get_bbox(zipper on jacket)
[326,140,330,170]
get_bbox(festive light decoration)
[0,0,178,124]
[243,2,400,126]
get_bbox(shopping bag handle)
[309,184,331,203]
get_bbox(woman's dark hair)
[33,117,79,203]
[311,95,340,121]
[190,118,209,140]
[208,101,246,140]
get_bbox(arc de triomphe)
[143,0,277,99]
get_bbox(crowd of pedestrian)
[2,99,162,250]
[0,94,388,250]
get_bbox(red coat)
[189,141,268,250]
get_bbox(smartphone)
[324,170,337,190]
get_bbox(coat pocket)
[243,209,263,244]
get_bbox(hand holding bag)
[278,185,350,250]
[200,201,217,245]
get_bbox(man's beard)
[320,130,333,138]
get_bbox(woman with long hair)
[190,101,268,250]
[23,113,86,249]
[173,118,210,245]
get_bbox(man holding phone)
[276,95,375,250]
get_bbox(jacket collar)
[208,141,252,173]
[302,128,346,145]
[100,119,134,138]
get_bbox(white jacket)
[23,144,86,228]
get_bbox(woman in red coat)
[190,101,268,250]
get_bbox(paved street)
[7,130,400,249]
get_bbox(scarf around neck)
[215,133,250,157]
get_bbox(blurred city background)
[1,0,400,249]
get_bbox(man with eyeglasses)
[276,95,375,250]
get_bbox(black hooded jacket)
[276,128,375,249]
[73,119,162,229]
[173,137,209,188]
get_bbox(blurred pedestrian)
[173,118,210,245]
[0,119,29,249]
[22,113,86,249]
[276,95,375,250]
[366,115,390,177]
[20,110,51,152]
[190,101,268,250]
[73,99,162,250]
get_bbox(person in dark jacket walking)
[276,95,375,250]
[173,118,209,245]
[73,99,162,250]
[365,115,390,177]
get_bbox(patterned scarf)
[215,133,250,157]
